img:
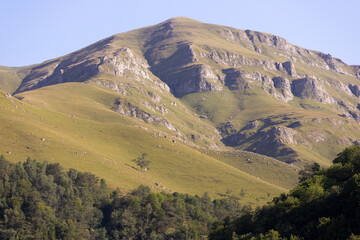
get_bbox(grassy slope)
[203,149,299,190]
[0,66,25,94]
[0,83,297,205]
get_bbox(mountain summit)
[1,17,360,198]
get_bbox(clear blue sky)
[1,0,359,67]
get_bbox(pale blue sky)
[1,0,359,66]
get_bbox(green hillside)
[0,84,297,205]
[0,66,28,94]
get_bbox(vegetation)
[132,153,151,171]
[0,155,247,239]
[3,146,360,239]
[210,145,360,240]
[298,162,320,182]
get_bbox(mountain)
[1,17,359,203]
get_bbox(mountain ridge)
[9,17,359,96]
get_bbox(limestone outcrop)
[349,84,360,97]
[253,126,298,158]
[268,76,294,102]
[291,77,334,103]
[223,68,259,90]
[114,99,176,131]
[159,64,222,95]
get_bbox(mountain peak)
[156,16,203,28]
[165,16,202,23]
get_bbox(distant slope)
[0,66,29,93]
[0,85,297,205]
[204,149,299,190]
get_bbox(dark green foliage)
[298,162,320,182]
[0,156,245,239]
[209,145,360,240]
[0,156,109,239]
[106,187,245,239]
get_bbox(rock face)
[99,47,151,80]
[268,76,294,102]
[226,132,254,145]
[291,77,334,103]
[353,65,360,79]
[349,84,360,97]
[223,68,256,90]
[114,99,176,131]
[317,52,346,74]
[145,42,224,95]
[15,45,169,94]
[222,68,296,102]
[244,30,299,55]
[202,47,277,70]
[278,61,297,76]
[272,76,288,88]
[254,126,298,158]
[159,64,222,95]
[222,121,301,159]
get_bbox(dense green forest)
[0,155,245,239]
[3,146,360,239]
[210,146,360,240]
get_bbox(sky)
[1,0,359,67]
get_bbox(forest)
[0,155,245,239]
[2,146,360,239]
[210,145,360,240]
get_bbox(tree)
[132,153,151,171]
[298,162,320,182]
